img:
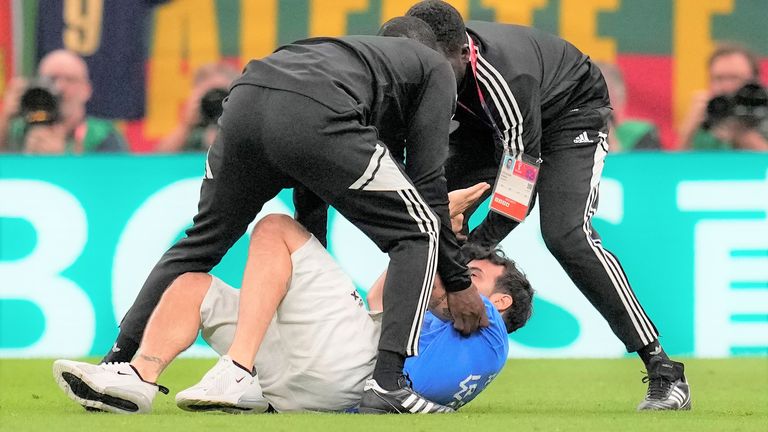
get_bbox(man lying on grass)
[53,184,534,414]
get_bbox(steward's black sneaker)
[359,378,453,414]
[637,357,692,411]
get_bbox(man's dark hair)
[406,0,467,54]
[462,243,534,334]
[378,16,438,51]
[708,43,761,79]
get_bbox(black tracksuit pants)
[448,106,659,352]
[112,85,439,360]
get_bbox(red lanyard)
[461,33,505,148]
[467,35,486,105]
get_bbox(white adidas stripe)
[668,390,682,404]
[205,159,213,179]
[410,399,426,412]
[584,194,656,342]
[583,146,657,342]
[476,50,523,155]
[581,145,656,345]
[586,188,655,344]
[580,164,649,346]
[475,65,514,153]
[204,147,214,179]
[399,190,434,356]
[673,387,688,403]
[402,394,418,408]
[602,249,657,339]
[584,189,656,341]
[598,131,609,152]
[476,63,522,156]
[421,402,434,413]
[404,189,438,298]
[402,188,438,353]
[477,52,525,154]
[350,144,438,357]
[349,144,386,190]
[397,188,439,356]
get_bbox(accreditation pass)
[489,153,540,222]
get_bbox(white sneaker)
[52,359,168,414]
[176,355,269,414]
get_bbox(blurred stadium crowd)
[1,1,767,154]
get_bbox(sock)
[637,340,670,368]
[101,334,139,364]
[129,364,169,394]
[129,364,149,382]
[231,358,255,376]
[372,349,405,391]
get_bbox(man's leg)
[174,215,310,412]
[130,273,212,382]
[538,107,690,410]
[248,92,450,413]
[52,273,210,414]
[178,214,379,412]
[105,84,288,363]
[281,152,455,413]
[275,143,437,383]
[226,214,311,369]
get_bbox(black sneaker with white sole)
[359,377,453,414]
[637,357,692,411]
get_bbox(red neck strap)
[466,34,485,104]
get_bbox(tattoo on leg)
[138,354,168,369]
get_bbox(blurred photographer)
[679,43,766,151]
[0,50,126,154]
[155,63,239,152]
[701,82,768,151]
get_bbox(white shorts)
[199,236,379,412]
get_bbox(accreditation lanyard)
[456,34,507,153]
[468,37,540,222]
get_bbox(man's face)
[709,53,755,96]
[470,258,513,314]
[468,259,503,297]
[38,52,92,119]
[438,45,470,88]
[429,258,513,318]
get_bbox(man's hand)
[447,284,489,336]
[448,182,490,240]
[451,213,465,238]
[24,124,68,154]
[448,182,491,218]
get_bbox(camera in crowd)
[19,77,61,125]
[704,82,768,135]
[198,87,228,127]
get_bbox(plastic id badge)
[489,153,540,222]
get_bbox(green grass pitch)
[1,358,766,431]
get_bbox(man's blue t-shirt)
[404,298,509,409]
